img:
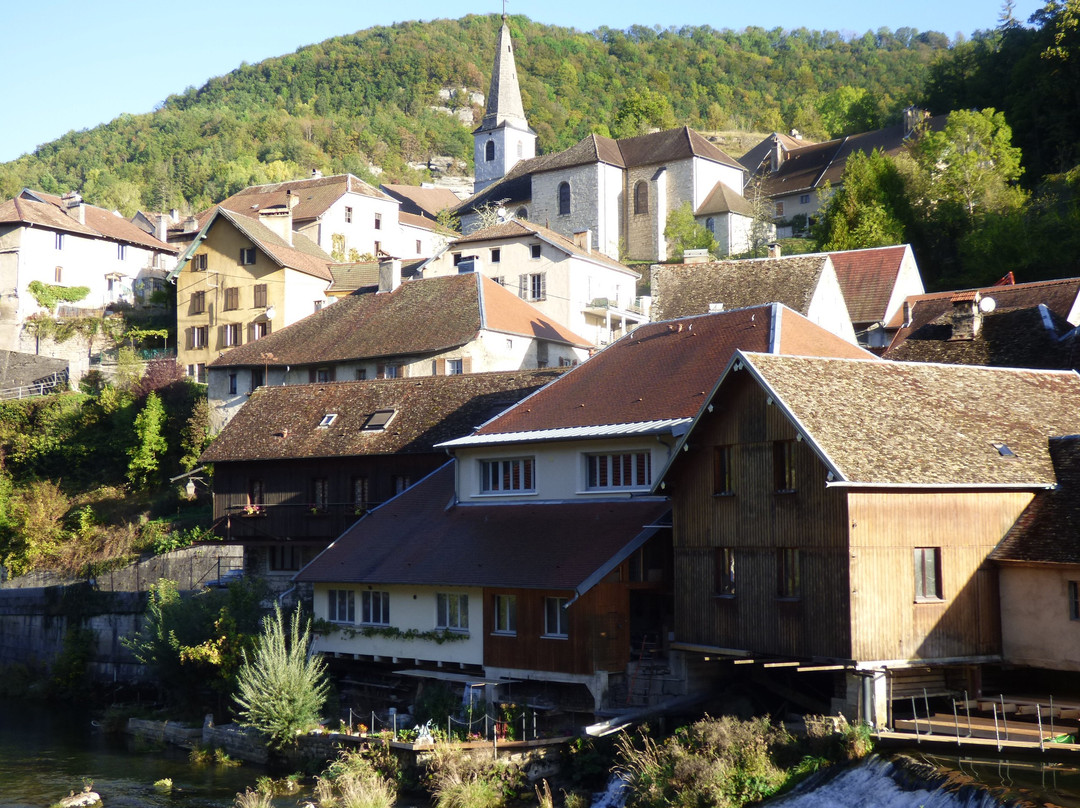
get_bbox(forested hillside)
[0,15,952,215]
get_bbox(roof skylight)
[318,413,338,428]
[362,409,396,431]
[992,441,1017,458]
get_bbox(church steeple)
[473,16,536,194]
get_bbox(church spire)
[479,18,529,132]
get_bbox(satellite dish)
[978,296,996,313]
[265,305,276,320]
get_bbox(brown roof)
[296,463,670,590]
[617,127,743,171]
[200,369,562,463]
[398,211,440,232]
[0,190,177,252]
[828,245,912,325]
[738,131,817,174]
[218,174,391,224]
[883,305,1079,369]
[327,262,380,294]
[451,219,636,274]
[210,272,590,369]
[651,255,833,321]
[473,305,870,435]
[740,352,1080,486]
[381,184,462,219]
[695,182,753,217]
[206,208,333,281]
[887,277,1080,347]
[992,436,1080,564]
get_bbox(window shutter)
[436,359,446,375]
[462,356,473,373]
[265,321,271,335]
[217,325,224,347]
[247,323,255,343]
[518,275,528,299]
[540,273,547,300]
[185,328,193,350]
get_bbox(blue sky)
[0,0,1044,164]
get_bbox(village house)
[380,184,463,221]
[199,369,560,595]
[0,189,177,380]
[204,268,591,431]
[826,244,925,349]
[293,305,872,715]
[420,219,647,346]
[168,204,334,383]
[456,18,751,262]
[654,352,1080,727]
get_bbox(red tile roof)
[296,463,670,591]
[828,245,912,325]
[214,208,333,281]
[381,184,462,219]
[218,174,391,224]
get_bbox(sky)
[0,0,1046,164]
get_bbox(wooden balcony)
[216,502,376,543]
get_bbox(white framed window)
[362,591,390,625]
[328,589,355,623]
[530,243,541,259]
[117,243,127,260]
[436,593,469,631]
[447,358,463,375]
[374,212,382,230]
[222,323,241,347]
[493,594,517,635]
[544,597,568,638]
[55,233,64,250]
[240,247,256,265]
[519,272,546,301]
[344,206,353,223]
[799,194,811,204]
[586,452,651,490]
[252,321,268,340]
[914,547,942,602]
[191,326,208,348]
[480,457,534,493]
[192,253,208,271]
[318,413,337,428]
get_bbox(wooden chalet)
[656,352,1080,727]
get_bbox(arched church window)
[634,180,649,214]
[485,140,495,162]
[558,182,571,216]
[706,217,716,233]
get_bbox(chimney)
[183,215,200,234]
[767,243,782,259]
[573,229,592,254]
[258,195,294,246]
[378,259,402,293]
[902,301,912,328]
[948,292,981,341]
[61,191,85,225]
[790,128,801,140]
[683,249,710,264]
[155,213,170,243]
[771,135,784,171]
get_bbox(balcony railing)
[219,502,377,542]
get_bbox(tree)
[234,603,328,751]
[663,202,717,261]
[127,391,168,490]
[813,149,912,251]
[611,87,676,139]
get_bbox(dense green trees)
[813,149,912,251]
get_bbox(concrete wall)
[999,564,1080,671]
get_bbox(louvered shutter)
[462,356,473,373]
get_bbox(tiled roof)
[650,255,832,321]
[200,369,562,463]
[0,190,177,252]
[828,245,913,325]
[886,277,1080,346]
[296,463,670,591]
[737,131,817,173]
[992,436,1080,564]
[739,352,1080,487]
[695,182,753,217]
[327,262,380,294]
[218,174,391,223]
[398,211,440,232]
[451,219,636,274]
[210,272,589,368]
[208,208,333,281]
[883,305,1078,369]
[381,184,463,219]
[467,305,870,436]
[617,126,743,171]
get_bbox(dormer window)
[992,441,1017,458]
[363,409,396,430]
[318,413,338,428]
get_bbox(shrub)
[425,742,523,808]
[234,787,273,808]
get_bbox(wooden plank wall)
[668,374,851,659]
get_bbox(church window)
[706,217,716,233]
[634,180,649,214]
[485,140,496,162]
[558,182,571,216]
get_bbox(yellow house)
[170,203,333,380]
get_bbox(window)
[253,284,267,308]
[190,326,208,349]
[314,300,323,312]
[312,478,329,510]
[252,321,268,340]
[480,458,534,493]
[416,239,422,254]
[530,243,541,259]
[392,475,411,494]
[270,545,302,571]
[240,247,256,265]
[248,479,264,507]
[222,323,241,347]
[713,446,733,495]
[376,364,399,379]
[485,139,495,161]
[557,182,571,215]
[224,287,239,310]
[634,180,649,214]
[544,597,569,637]
[328,589,355,623]
[190,290,206,315]
[374,240,381,255]
[54,266,63,282]
[352,476,369,511]
[517,207,528,220]
[774,440,796,492]
[436,593,469,631]
[316,368,331,383]
[228,373,237,395]
[586,452,651,490]
[355,368,367,381]
[374,212,382,230]
[55,233,64,250]
[493,594,517,635]
[362,591,390,625]
[344,206,353,223]
[452,253,463,266]
[196,363,206,383]
[490,248,501,263]
[715,548,736,596]
[777,548,800,598]
[318,413,337,428]
[192,253,208,271]
[520,272,546,301]
[799,194,811,204]
[914,548,943,602]
[1070,581,1080,620]
[447,358,463,375]
[117,243,127,260]
[775,202,785,216]
[250,368,264,391]
[363,409,396,430]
